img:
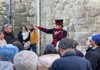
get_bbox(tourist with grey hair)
[14,50,38,70]
[51,38,92,70]
[56,39,84,57]
[3,24,15,44]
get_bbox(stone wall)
[0,0,100,54]
[0,0,36,36]
[0,0,8,26]
[11,0,37,36]
[40,0,100,54]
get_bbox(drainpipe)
[7,0,11,24]
[37,0,41,55]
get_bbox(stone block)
[96,17,100,24]
[1,2,7,7]
[75,18,95,25]
[80,25,89,32]
[75,18,86,24]
[89,24,100,32]
[72,24,86,32]
[68,32,88,41]
[2,11,7,15]
[88,8,100,17]
[75,0,88,5]
[0,11,2,15]
[68,24,75,32]
[74,24,82,32]
[68,2,74,8]
[64,19,70,25]
[86,18,96,25]
[74,12,86,19]
[63,0,70,4]
[0,7,3,11]
[84,4,95,11]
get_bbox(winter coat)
[51,51,92,70]
[85,47,100,70]
[30,30,38,44]
[18,31,30,45]
[3,31,15,44]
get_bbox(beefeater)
[34,19,67,47]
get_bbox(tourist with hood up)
[0,44,19,70]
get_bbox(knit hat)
[14,50,38,70]
[0,44,19,61]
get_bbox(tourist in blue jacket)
[51,38,92,70]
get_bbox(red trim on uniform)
[55,22,63,25]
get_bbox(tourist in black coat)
[85,34,100,70]
[3,24,15,44]
[18,25,30,49]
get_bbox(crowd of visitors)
[0,19,100,70]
